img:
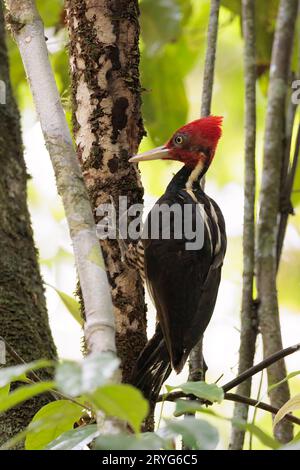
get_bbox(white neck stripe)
[185,160,204,190]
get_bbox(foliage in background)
[5,0,300,449]
[2,353,298,450]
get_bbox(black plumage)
[131,164,227,402]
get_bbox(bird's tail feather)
[131,326,172,403]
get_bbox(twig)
[157,391,300,427]
[158,343,300,431]
[230,0,258,450]
[225,393,300,427]
[223,343,300,393]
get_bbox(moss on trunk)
[0,2,57,446]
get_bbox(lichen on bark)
[65,0,147,384]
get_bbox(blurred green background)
[6,0,300,449]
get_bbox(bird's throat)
[185,160,205,190]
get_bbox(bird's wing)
[143,189,226,372]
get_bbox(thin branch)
[201,0,221,117]
[277,123,300,267]
[5,0,119,434]
[225,393,300,427]
[157,391,300,426]
[158,343,300,430]
[223,343,300,393]
[230,0,258,450]
[158,343,300,401]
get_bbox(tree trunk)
[65,0,147,384]
[257,0,298,444]
[0,1,57,446]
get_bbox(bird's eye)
[174,135,184,145]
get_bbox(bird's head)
[129,116,223,172]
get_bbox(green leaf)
[164,417,219,450]
[56,353,120,396]
[173,401,280,450]
[273,394,300,429]
[234,420,280,450]
[140,0,183,55]
[0,359,53,387]
[268,370,300,393]
[91,384,149,433]
[95,432,166,450]
[36,0,63,27]
[0,383,10,400]
[48,284,83,326]
[141,51,188,145]
[46,424,99,450]
[222,0,280,91]
[25,400,84,450]
[0,382,55,414]
[292,158,300,207]
[166,381,224,403]
[221,0,241,15]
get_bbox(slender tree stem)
[230,0,258,450]
[201,0,221,117]
[223,343,300,393]
[256,0,298,443]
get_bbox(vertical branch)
[230,0,257,450]
[5,0,118,432]
[188,0,220,383]
[277,19,300,267]
[200,0,221,118]
[256,0,298,443]
[65,0,148,387]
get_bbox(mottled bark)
[65,0,147,385]
[0,1,56,446]
[257,0,298,443]
[230,0,257,450]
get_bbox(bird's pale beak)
[129,145,170,163]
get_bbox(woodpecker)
[128,116,227,403]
